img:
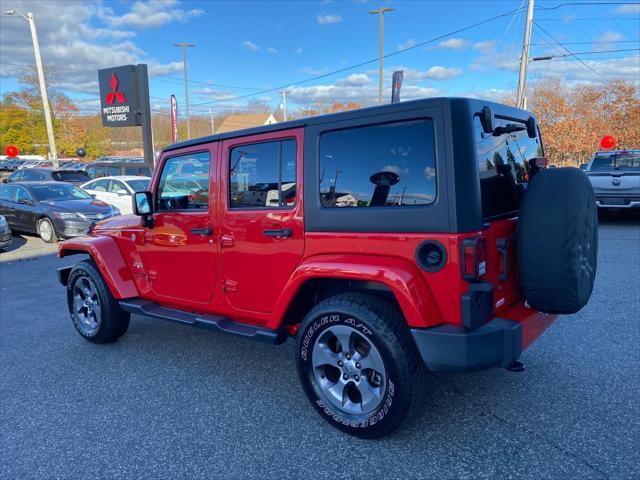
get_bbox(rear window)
[474,115,543,219]
[319,119,436,207]
[52,171,91,182]
[590,152,640,171]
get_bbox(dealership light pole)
[369,7,395,104]
[174,43,195,139]
[5,9,58,166]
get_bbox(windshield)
[51,171,91,182]
[590,151,640,171]
[126,179,150,192]
[30,183,93,202]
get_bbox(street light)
[174,43,195,139]
[5,9,58,166]
[369,7,395,104]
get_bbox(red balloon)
[5,145,19,157]
[600,135,616,150]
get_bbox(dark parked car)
[4,168,91,186]
[84,162,152,179]
[0,182,120,242]
[0,214,11,251]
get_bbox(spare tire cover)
[518,168,597,314]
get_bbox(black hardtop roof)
[5,180,69,188]
[18,167,85,173]
[164,97,531,153]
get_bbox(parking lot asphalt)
[1,214,639,480]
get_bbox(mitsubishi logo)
[106,73,126,104]
[612,177,621,187]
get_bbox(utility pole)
[369,7,395,104]
[516,0,535,110]
[5,9,58,166]
[209,108,215,134]
[280,91,288,121]
[174,43,195,139]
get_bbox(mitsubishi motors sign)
[98,65,141,127]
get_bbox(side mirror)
[480,106,494,134]
[526,116,537,138]
[18,198,33,205]
[133,191,153,216]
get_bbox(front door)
[143,147,218,305]
[221,129,304,315]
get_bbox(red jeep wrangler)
[58,98,597,437]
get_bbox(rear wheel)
[38,217,58,243]
[296,292,423,438]
[67,259,130,343]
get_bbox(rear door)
[220,129,304,315]
[473,114,543,312]
[142,146,218,305]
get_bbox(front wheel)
[296,292,424,438]
[38,217,58,243]
[66,259,130,343]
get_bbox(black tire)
[518,168,598,314]
[38,217,58,243]
[296,292,423,438]
[66,259,130,343]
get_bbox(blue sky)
[0,0,638,116]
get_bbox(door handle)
[191,227,213,236]
[497,238,508,282]
[263,228,292,238]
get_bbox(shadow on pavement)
[3,234,28,253]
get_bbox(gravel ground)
[1,214,639,479]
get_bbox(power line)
[530,40,639,45]
[535,48,640,57]
[535,2,640,10]
[533,21,609,80]
[192,6,526,107]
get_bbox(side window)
[124,166,137,175]
[0,185,16,201]
[319,119,436,207]
[107,166,121,176]
[16,187,32,202]
[109,180,126,194]
[92,179,110,192]
[229,139,297,209]
[22,170,42,181]
[82,181,96,190]
[156,152,211,211]
[9,171,23,182]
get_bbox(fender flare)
[58,236,138,299]
[271,254,443,329]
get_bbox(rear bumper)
[594,196,640,209]
[411,306,557,372]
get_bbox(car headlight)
[53,212,80,219]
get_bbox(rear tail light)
[461,237,487,281]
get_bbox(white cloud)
[0,0,186,95]
[242,41,260,51]
[422,66,463,80]
[317,13,343,25]
[473,40,496,55]
[267,47,278,54]
[436,38,468,50]
[102,0,203,28]
[614,4,640,14]
[300,66,330,76]
[595,31,624,51]
[398,39,417,51]
[377,66,463,82]
[336,73,371,86]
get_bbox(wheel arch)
[271,254,443,331]
[58,236,138,299]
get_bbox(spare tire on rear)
[517,167,597,314]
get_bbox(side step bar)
[119,298,287,345]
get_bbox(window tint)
[8,171,23,182]
[229,139,297,208]
[21,170,43,181]
[52,171,91,182]
[319,120,436,207]
[30,184,92,202]
[126,179,150,192]
[107,166,121,176]
[0,185,16,201]
[590,151,640,171]
[474,115,543,218]
[157,152,210,211]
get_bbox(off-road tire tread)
[298,291,425,438]
[67,259,130,343]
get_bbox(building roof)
[216,113,277,133]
